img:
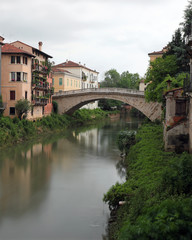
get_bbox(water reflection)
[0,115,142,240]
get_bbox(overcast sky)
[0,0,189,80]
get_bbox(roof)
[11,40,53,58]
[54,60,99,73]
[2,44,35,57]
[52,67,71,74]
[148,50,164,56]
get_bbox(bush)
[117,130,136,154]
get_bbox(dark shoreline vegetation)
[104,123,192,240]
[0,108,115,148]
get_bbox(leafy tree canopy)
[99,69,141,110]
[181,0,192,38]
[100,69,141,89]
[15,99,31,120]
[144,55,179,102]
[164,28,189,73]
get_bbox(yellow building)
[148,46,167,62]
[52,68,80,92]
[53,60,99,109]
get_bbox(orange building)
[1,39,53,119]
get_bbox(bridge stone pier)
[52,88,162,121]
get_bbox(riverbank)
[0,108,111,148]
[104,123,192,240]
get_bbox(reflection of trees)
[116,159,127,179]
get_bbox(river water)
[0,115,141,240]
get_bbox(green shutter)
[59,78,62,86]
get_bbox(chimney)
[38,41,43,51]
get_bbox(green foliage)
[100,69,121,87]
[164,28,189,73]
[117,130,136,154]
[98,99,122,111]
[15,99,31,119]
[181,0,192,38]
[0,109,107,148]
[100,69,141,90]
[144,55,179,102]
[130,108,145,118]
[119,198,192,240]
[99,69,141,109]
[103,182,131,210]
[104,123,192,239]
[52,100,58,114]
[72,108,107,125]
[119,71,140,89]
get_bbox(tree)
[119,71,140,89]
[181,0,192,38]
[144,55,178,102]
[100,69,120,88]
[164,28,189,73]
[15,99,31,120]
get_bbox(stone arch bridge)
[52,88,162,121]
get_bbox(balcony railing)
[32,64,48,74]
[32,82,49,91]
[32,98,48,106]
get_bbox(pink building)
[1,39,53,119]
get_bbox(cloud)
[0,0,189,79]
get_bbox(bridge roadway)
[52,88,162,121]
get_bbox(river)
[0,115,142,240]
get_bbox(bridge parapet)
[53,88,145,98]
[52,88,161,121]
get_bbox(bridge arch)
[52,88,162,121]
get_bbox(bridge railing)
[53,88,145,97]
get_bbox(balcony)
[32,82,49,91]
[32,97,48,106]
[32,63,48,75]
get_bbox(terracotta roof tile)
[148,50,164,56]
[52,67,71,74]
[2,44,35,57]
[54,60,99,73]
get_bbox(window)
[25,91,27,100]
[10,107,15,115]
[23,57,27,65]
[16,56,21,64]
[59,78,63,86]
[17,72,21,81]
[52,78,54,85]
[67,79,69,86]
[23,73,27,82]
[71,80,72,86]
[11,56,15,64]
[175,100,186,116]
[11,72,16,81]
[10,91,15,100]
[11,56,21,64]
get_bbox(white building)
[54,60,99,109]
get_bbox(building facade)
[53,60,99,109]
[52,68,80,92]
[1,40,53,119]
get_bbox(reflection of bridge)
[52,88,162,121]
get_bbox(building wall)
[52,72,80,93]
[1,54,32,117]
[149,53,163,62]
